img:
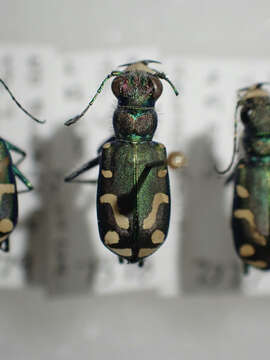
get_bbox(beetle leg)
[117,159,166,213]
[138,259,144,267]
[136,160,166,193]
[118,256,124,264]
[225,159,243,185]
[12,165,34,193]
[243,263,250,275]
[136,153,186,193]
[64,156,100,184]
[0,238,9,252]
[4,139,27,166]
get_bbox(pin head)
[167,152,187,169]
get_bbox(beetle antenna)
[65,71,122,126]
[215,104,239,175]
[0,79,46,124]
[155,72,179,96]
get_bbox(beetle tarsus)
[118,257,124,264]
[138,260,144,267]
[0,238,9,252]
[243,263,249,275]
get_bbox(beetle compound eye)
[111,77,122,98]
[112,77,135,98]
[241,107,254,124]
[151,77,163,100]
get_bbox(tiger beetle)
[0,79,45,252]
[64,60,186,266]
[219,82,270,272]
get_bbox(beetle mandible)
[0,79,46,252]
[219,83,270,272]
[64,60,186,266]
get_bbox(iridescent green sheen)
[97,141,170,263]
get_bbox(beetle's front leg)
[13,165,34,194]
[0,238,9,252]
[136,151,187,193]
[5,140,27,166]
[64,156,100,184]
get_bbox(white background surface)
[2,0,270,57]
[1,1,270,359]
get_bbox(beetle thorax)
[113,108,158,141]
[241,97,270,156]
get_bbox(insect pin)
[64,60,186,266]
[218,82,270,272]
[0,79,46,252]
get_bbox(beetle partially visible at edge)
[0,79,45,252]
[219,82,270,272]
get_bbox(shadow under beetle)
[65,60,186,266]
[219,83,270,272]
[0,79,45,252]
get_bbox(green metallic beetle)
[221,83,270,271]
[64,60,185,266]
[0,79,45,251]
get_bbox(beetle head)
[111,61,163,107]
[237,83,270,133]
